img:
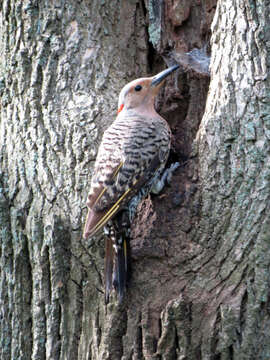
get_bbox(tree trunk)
[0,0,269,359]
[193,1,270,358]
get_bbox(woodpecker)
[83,65,179,303]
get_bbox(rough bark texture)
[1,0,269,359]
[0,1,148,359]
[194,1,270,359]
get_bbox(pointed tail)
[105,236,128,303]
[105,237,113,304]
[113,237,128,303]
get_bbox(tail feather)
[113,237,128,303]
[104,237,114,304]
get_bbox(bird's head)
[117,64,179,114]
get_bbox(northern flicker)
[83,64,179,303]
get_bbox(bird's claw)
[151,161,180,194]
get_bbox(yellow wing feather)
[85,187,132,237]
[83,162,139,238]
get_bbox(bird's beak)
[151,64,179,87]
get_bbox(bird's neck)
[135,102,157,115]
[123,99,158,117]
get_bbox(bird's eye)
[134,85,142,92]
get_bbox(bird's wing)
[83,155,161,238]
[83,116,169,239]
[83,161,127,238]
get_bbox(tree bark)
[1,0,269,359]
[194,1,270,359]
[0,1,148,359]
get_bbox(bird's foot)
[128,191,145,222]
[151,162,180,194]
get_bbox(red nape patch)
[117,104,124,114]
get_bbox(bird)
[83,64,179,303]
